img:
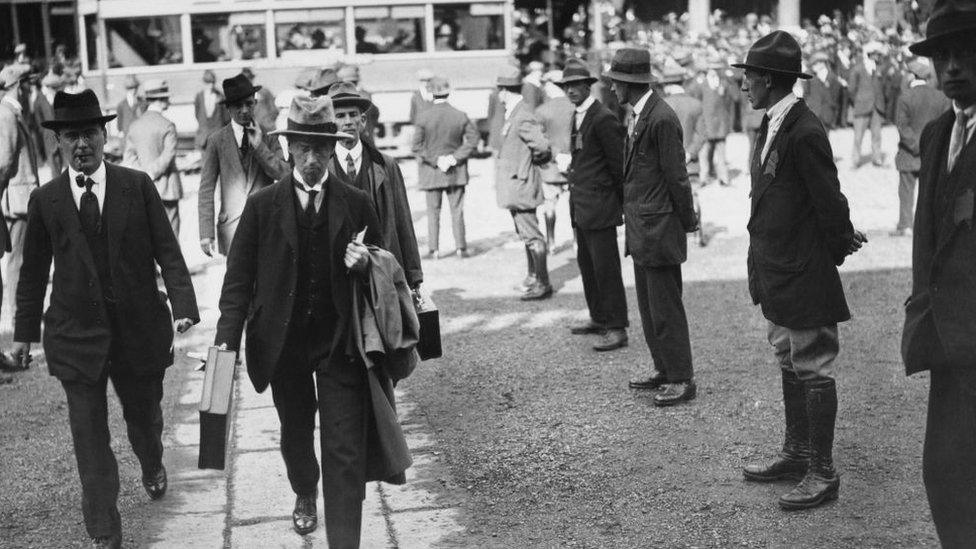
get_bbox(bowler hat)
[269,95,351,140]
[143,79,170,100]
[309,69,340,97]
[40,89,117,130]
[606,48,656,84]
[496,66,523,88]
[732,30,812,79]
[327,81,374,112]
[221,73,262,105]
[555,59,597,85]
[428,76,451,97]
[909,0,976,56]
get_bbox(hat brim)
[144,93,170,100]
[221,84,262,105]
[41,114,117,130]
[731,62,813,79]
[605,70,656,84]
[330,96,373,112]
[555,75,598,86]
[268,129,353,140]
[909,30,976,56]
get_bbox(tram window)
[191,12,267,62]
[353,6,425,54]
[84,14,98,69]
[275,9,346,55]
[105,16,183,67]
[433,3,505,51]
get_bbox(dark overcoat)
[903,110,976,375]
[895,84,951,173]
[805,73,842,129]
[747,101,854,329]
[622,92,697,267]
[568,99,624,230]
[411,101,479,190]
[14,163,199,383]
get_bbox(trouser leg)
[699,140,713,181]
[852,115,868,163]
[633,264,693,381]
[161,200,180,238]
[575,228,602,325]
[582,227,628,329]
[425,190,443,253]
[109,370,165,478]
[713,139,729,184]
[271,367,320,496]
[4,217,26,319]
[897,171,917,231]
[446,186,466,251]
[61,375,122,539]
[870,110,883,164]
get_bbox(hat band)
[52,106,109,122]
[611,61,650,75]
[287,119,339,135]
[563,70,593,79]
[744,51,801,73]
[925,12,976,40]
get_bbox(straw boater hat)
[220,73,261,105]
[909,0,976,56]
[40,89,117,130]
[555,58,597,85]
[605,48,656,83]
[327,81,374,112]
[142,79,170,100]
[731,30,813,79]
[268,95,351,140]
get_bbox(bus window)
[105,16,182,67]
[433,3,506,51]
[191,12,267,62]
[275,8,346,58]
[353,6,426,54]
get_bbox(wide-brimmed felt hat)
[910,0,976,56]
[268,95,351,140]
[327,81,374,112]
[732,30,812,79]
[221,73,262,105]
[143,79,170,100]
[428,76,451,97]
[496,66,523,88]
[294,68,319,90]
[41,89,117,129]
[309,69,340,97]
[555,59,597,85]
[606,48,656,83]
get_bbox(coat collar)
[625,91,662,169]
[273,173,351,250]
[748,101,808,216]
[934,110,976,254]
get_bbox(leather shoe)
[570,321,604,335]
[142,466,167,500]
[778,471,840,510]
[0,352,22,372]
[628,371,667,390]
[91,534,121,549]
[292,493,318,535]
[593,329,628,352]
[653,380,697,406]
[520,281,553,301]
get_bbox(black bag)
[414,289,441,360]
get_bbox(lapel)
[326,176,350,255]
[625,92,657,172]
[750,101,806,215]
[103,164,132,270]
[51,173,98,278]
[365,146,387,193]
[578,101,597,140]
[935,114,976,254]
[273,177,299,254]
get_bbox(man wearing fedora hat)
[337,64,380,138]
[115,74,145,142]
[11,89,199,549]
[608,47,699,405]
[34,71,65,175]
[193,69,230,151]
[849,41,888,168]
[123,80,183,237]
[327,81,423,289]
[891,58,950,237]
[493,65,554,300]
[199,72,289,257]
[214,95,405,547]
[805,52,843,131]
[553,58,629,351]
[411,76,479,259]
[241,67,278,134]
[902,2,976,544]
[734,30,866,511]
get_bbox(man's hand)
[555,153,572,173]
[174,318,195,334]
[848,230,868,255]
[246,124,263,148]
[200,238,215,257]
[345,241,370,273]
[10,342,32,370]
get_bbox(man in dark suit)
[114,74,145,142]
[327,83,423,289]
[734,31,866,511]
[199,73,289,257]
[556,59,628,352]
[902,5,976,545]
[849,43,888,168]
[891,58,951,237]
[411,76,478,259]
[215,95,407,547]
[408,69,434,124]
[194,70,230,151]
[805,52,843,131]
[11,89,198,549]
[608,48,699,405]
[337,64,380,138]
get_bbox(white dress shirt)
[761,92,800,163]
[68,162,107,212]
[292,168,328,212]
[629,89,655,135]
[204,88,217,118]
[2,95,22,115]
[575,96,595,130]
[948,101,976,171]
[231,119,246,148]
[335,140,364,176]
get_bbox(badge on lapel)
[954,188,974,228]
[764,149,779,179]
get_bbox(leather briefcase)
[198,347,237,470]
[414,288,441,360]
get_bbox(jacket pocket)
[638,202,674,216]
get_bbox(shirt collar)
[2,95,22,114]
[953,102,976,127]
[335,139,363,162]
[68,161,107,186]
[766,92,799,124]
[292,168,328,191]
[909,79,928,88]
[575,96,595,115]
[632,88,654,116]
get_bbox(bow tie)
[75,174,95,191]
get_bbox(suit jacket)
[805,73,842,130]
[903,110,976,375]
[14,163,199,383]
[116,97,146,138]
[699,83,734,139]
[486,89,505,151]
[494,100,550,211]
[214,174,381,392]
[568,99,624,230]
[194,89,231,149]
[747,101,854,329]
[32,92,61,174]
[412,102,479,190]
[664,92,707,176]
[895,84,950,172]
[329,142,423,288]
[622,92,697,267]
[409,90,433,124]
[123,110,182,201]
[0,100,38,228]
[848,62,885,117]
[253,87,278,134]
[199,124,289,254]
[535,96,575,184]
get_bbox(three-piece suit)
[123,109,183,236]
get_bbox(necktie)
[76,174,101,235]
[754,114,770,168]
[304,189,319,222]
[948,110,972,172]
[346,153,357,181]
[239,130,251,157]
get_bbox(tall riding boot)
[518,245,537,290]
[521,243,553,301]
[743,370,809,482]
[779,378,840,510]
[544,211,557,251]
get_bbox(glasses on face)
[931,44,976,63]
[60,128,102,143]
